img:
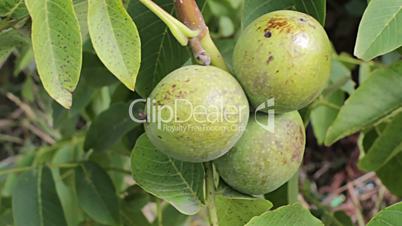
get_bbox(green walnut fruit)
[144,65,250,162]
[233,10,331,113]
[214,111,305,195]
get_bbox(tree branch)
[174,0,227,70]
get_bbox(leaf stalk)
[139,0,199,46]
[204,162,219,226]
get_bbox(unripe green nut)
[214,111,306,195]
[145,65,250,162]
[233,10,332,113]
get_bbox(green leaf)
[264,183,289,208]
[25,0,82,109]
[359,112,402,171]
[0,29,29,65]
[367,202,402,226]
[131,134,204,215]
[325,63,402,145]
[151,205,189,226]
[301,180,349,226]
[359,62,374,84]
[74,0,89,41]
[0,209,14,226]
[242,0,295,27]
[75,161,120,225]
[14,45,34,76]
[121,186,151,226]
[127,0,190,97]
[0,0,28,19]
[88,0,141,91]
[376,152,402,197]
[12,167,68,226]
[332,211,354,226]
[245,203,323,226]
[84,103,141,152]
[81,52,118,88]
[323,60,355,96]
[52,146,84,226]
[215,189,273,226]
[311,91,344,145]
[354,0,402,61]
[90,151,131,192]
[294,0,326,25]
[1,151,35,197]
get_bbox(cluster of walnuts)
[144,10,331,195]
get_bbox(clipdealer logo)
[128,98,275,132]
[254,98,275,132]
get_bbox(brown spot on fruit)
[266,17,290,32]
[264,30,272,38]
[233,10,331,113]
[291,149,300,161]
[266,55,274,64]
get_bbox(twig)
[0,119,14,129]
[0,163,79,176]
[6,92,36,119]
[0,133,23,144]
[0,166,33,176]
[48,163,79,169]
[105,166,132,175]
[322,172,376,205]
[175,0,227,70]
[373,179,386,213]
[23,121,56,144]
[347,183,365,226]
[6,92,57,144]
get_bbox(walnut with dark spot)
[215,111,305,195]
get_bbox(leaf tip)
[49,91,72,109]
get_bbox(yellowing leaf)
[25,0,82,108]
[88,0,141,91]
